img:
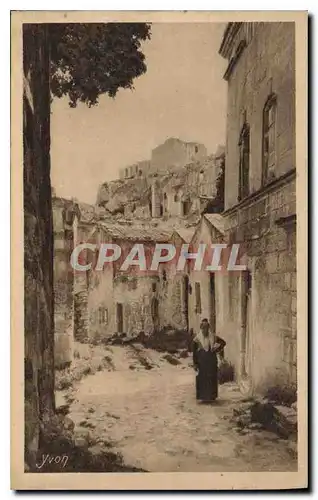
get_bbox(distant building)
[87,222,171,340]
[98,142,224,222]
[150,137,207,174]
[218,22,296,394]
[119,160,151,180]
[150,152,224,220]
[158,227,196,332]
[187,214,225,338]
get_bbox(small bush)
[265,385,297,407]
[218,360,234,384]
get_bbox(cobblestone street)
[57,344,297,473]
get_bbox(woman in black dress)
[193,318,226,403]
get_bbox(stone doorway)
[239,270,253,394]
[209,273,216,332]
[183,275,190,331]
[116,303,124,333]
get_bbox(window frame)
[238,122,250,202]
[98,306,108,325]
[262,93,277,185]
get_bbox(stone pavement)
[57,344,297,472]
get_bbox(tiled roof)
[203,213,225,235]
[174,227,196,243]
[97,221,170,242]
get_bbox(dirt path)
[57,344,297,472]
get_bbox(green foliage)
[49,23,151,107]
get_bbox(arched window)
[262,94,277,184]
[238,123,250,201]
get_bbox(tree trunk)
[23,24,55,467]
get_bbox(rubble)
[104,328,190,355]
[231,398,298,440]
[162,353,181,365]
[264,385,297,407]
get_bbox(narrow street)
[57,343,297,473]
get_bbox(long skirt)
[195,350,218,402]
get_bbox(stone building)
[51,197,98,352]
[150,137,207,173]
[97,138,224,223]
[150,152,224,220]
[187,214,226,338]
[218,22,296,394]
[118,138,207,181]
[119,160,151,180]
[72,202,98,342]
[158,227,196,332]
[86,222,171,340]
[52,196,79,369]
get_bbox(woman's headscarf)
[194,319,216,352]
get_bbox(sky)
[51,22,228,204]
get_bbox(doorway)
[151,296,159,332]
[116,303,124,333]
[183,275,189,331]
[240,270,252,392]
[209,273,216,332]
[182,200,190,216]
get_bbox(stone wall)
[73,219,92,341]
[113,275,159,336]
[187,217,224,337]
[88,269,159,339]
[87,263,115,340]
[74,290,89,341]
[219,175,296,394]
[52,197,76,368]
[23,24,55,466]
[223,22,295,210]
[158,265,188,331]
[87,236,163,339]
[217,21,297,395]
[119,160,151,180]
[149,154,224,220]
[157,232,193,332]
[97,177,151,219]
